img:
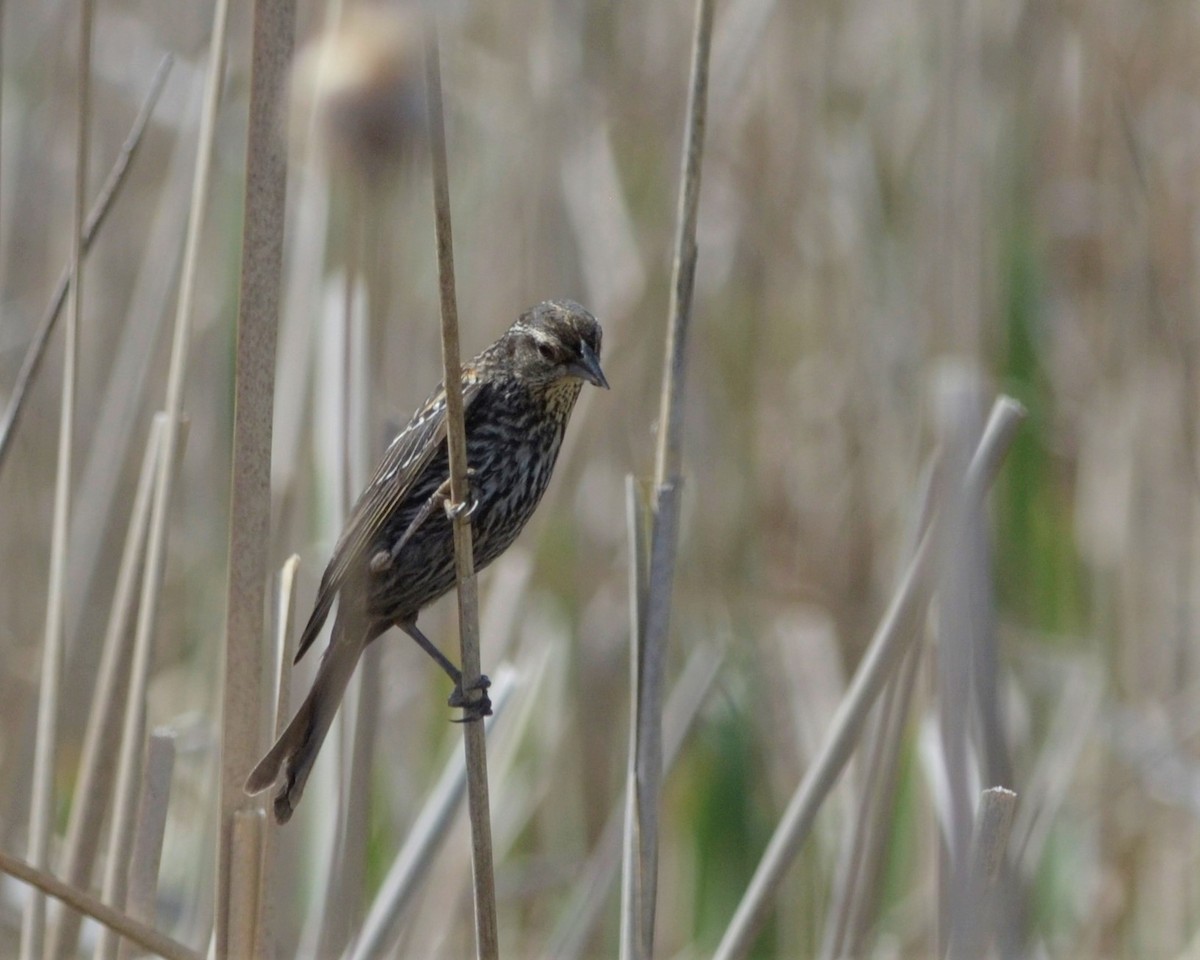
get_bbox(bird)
[245,299,608,824]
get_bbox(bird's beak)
[569,340,610,389]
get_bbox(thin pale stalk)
[94,420,188,960]
[216,0,294,954]
[480,646,557,856]
[48,412,166,960]
[21,5,92,956]
[334,185,392,948]
[317,175,374,960]
[317,650,377,959]
[344,175,372,496]
[0,851,200,960]
[712,397,1026,960]
[632,481,682,957]
[62,74,194,661]
[117,731,176,960]
[293,276,351,960]
[822,457,935,960]
[349,668,518,960]
[820,665,903,960]
[403,646,549,958]
[653,0,714,488]
[625,0,715,954]
[0,54,171,475]
[269,10,335,514]
[833,641,924,959]
[423,15,498,959]
[619,477,648,960]
[252,555,300,960]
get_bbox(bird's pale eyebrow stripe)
[524,325,558,347]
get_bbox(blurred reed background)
[0,0,1197,957]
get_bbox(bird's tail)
[244,615,368,824]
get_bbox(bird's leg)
[369,469,476,574]
[397,620,492,721]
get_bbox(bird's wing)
[294,374,483,663]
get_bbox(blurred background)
[1,0,1197,956]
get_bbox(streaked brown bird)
[246,300,608,823]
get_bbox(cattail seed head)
[291,4,425,181]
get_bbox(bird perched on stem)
[246,300,608,824]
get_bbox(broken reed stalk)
[945,787,1018,960]
[20,3,92,956]
[423,15,499,959]
[0,850,200,960]
[0,54,171,475]
[116,730,176,960]
[712,396,1027,960]
[216,0,294,954]
[621,0,714,957]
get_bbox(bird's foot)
[448,674,492,722]
[444,494,479,522]
[372,471,479,574]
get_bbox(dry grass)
[1,0,1199,957]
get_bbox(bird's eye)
[536,342,556,361]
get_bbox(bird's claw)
[376,470,480,573]
[448,674,492,722]
[444,496,479,521]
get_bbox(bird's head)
[505,300,609,390]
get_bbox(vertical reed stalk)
[251,555,299,960]
[423,14,498,958]
[216,0,294,954]
[20,3,92,956]
[932,369,985,951]
[227,810,266,958]
[621,0,714,956]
